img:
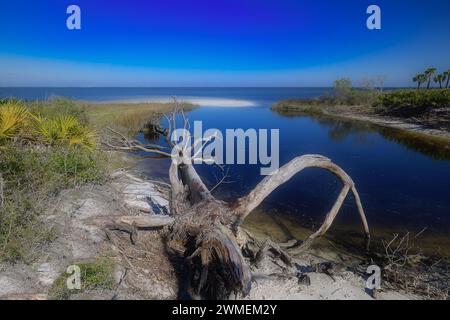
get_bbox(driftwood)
[117,215,174,229]
[105,102,371,299]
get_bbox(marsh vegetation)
[272,74,450,133]
[0,98,185,263]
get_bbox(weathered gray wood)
[235,154,371,252]
[117,215,174,228]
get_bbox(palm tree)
[413,74,427,89]
[434,74,444,89]
[419,74,427,89]
[413,75,420,89]
[444,70,450,88]
[424,68,437,89]
[413,73,427,90]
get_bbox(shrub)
[333,78,353,99]
[375,89,450,116]
[33,115,96,150]
[0,99,96,149]
[49,146,107,186]
[331,78,380,106]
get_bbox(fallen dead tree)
[103,102,371,299]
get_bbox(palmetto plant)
[0,101,29,141]
[33,114,96,149]
[424,68,437,89]
[413,73,427,89]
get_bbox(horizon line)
[0,85,414,89]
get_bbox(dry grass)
[370,231,450,299]
[85,102,196,136]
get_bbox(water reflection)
[284,113,450,161]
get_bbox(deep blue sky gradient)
[0,0,449,86]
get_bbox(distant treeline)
[413,68,450,89]
[272,73,450,118]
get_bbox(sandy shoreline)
[323,109,450,141]
[91,96,258,108]
[272,102,450,142]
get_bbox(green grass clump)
[49,257,115,300]
[271,100,327,117]
[28,98,89,125]
[49,147,107,185]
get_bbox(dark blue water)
[140,107,450,236]
[2,87,450,244]
[0,87,329,105]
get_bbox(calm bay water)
[2,87,450,251]
[0,87,329,103]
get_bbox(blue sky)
[0,0,449,87]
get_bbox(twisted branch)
[103,127,172,157]
[235,154,370,252]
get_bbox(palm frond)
[33,114,96,149]
[0,101,29,141]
